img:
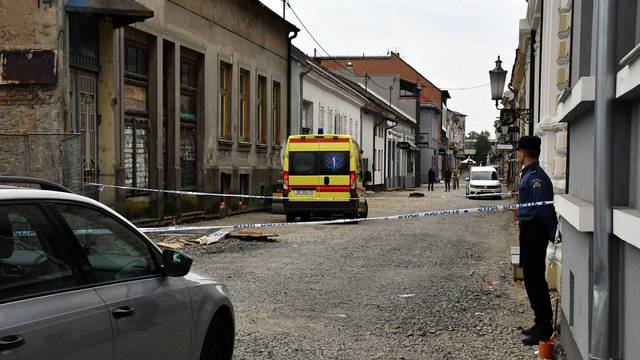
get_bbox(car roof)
[0,188,143,234]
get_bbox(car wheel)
[200,314,234,360]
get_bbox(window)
[289,151,350,176]
[272,81,281,144]
[180,57,199,189]
[328,108,334,133]
[302,100,313,132]
[124,41,150,191]
[318,105,326,132]
[55,204,158,283]
[0,204,81,302]
[471,171,499,181]
[239,69,250,142]
[257,76,267,144]
[219,62,232,140]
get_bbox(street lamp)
[489,56,507,108]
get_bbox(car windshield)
[471,171,498,181]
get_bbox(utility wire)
[285,2,487,94]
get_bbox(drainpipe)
[299,64,312,133]
[529,29,536,136]
[590,0,617,358]
[286,29,299,137]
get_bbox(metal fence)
[0,134,83,193]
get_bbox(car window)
[0,204,81,302]
[471,171,498,181]
[54,204,158,283]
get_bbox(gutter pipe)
[286,29,299,137]
[590,1,617,359]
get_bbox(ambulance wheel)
[361,201,368,219]
[286,213,297,222]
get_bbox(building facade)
[505,0,640,358]
[0,0,298,222]
[554,0,640,358]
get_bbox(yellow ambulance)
[282,134,368,222]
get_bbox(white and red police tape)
[85,182,517,202]
[138,200,553,233]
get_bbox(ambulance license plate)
[294,189,314,195]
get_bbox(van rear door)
[288,144,351,202]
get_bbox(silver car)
[0,178,234,360]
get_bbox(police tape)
[85,182,516,201]
[139,200,554,233]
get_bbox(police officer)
[516,136,557,346]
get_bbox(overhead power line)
[285,2,488,95]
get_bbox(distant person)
[516,136,557,346]
[452,169,460,190]
[427,168,436,191]
[444,168,452,192]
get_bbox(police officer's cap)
[516,136,541,151]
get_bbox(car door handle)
[0,335,25,351]
[112,306,135,319]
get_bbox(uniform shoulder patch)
[532,179,543,190]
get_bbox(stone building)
[0,0,298,222]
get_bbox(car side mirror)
[162,249,193,277]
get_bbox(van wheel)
[361,201,368,219]
[286,213,296,222]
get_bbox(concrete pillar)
[114,27,127,215]
[166,41,181,219]
[149,36,164,219]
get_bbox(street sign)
[497,144,513,150]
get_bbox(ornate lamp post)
[489,56,507,108]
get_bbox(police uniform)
[517,136,557,345]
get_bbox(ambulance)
[282,134,368,222]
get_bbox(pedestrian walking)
[427,168,436,191]
[516,136,557,346]
[452,169,460,190]
[444,168,452,192]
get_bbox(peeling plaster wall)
[0,0,67,134]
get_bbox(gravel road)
[180,186,542,359]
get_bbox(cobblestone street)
[181,187,543,359]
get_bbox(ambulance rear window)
[290,152,315,175]
[289,151,350,176]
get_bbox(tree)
[466,130,492,165]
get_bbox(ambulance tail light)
[350,171,356,190]
[283,171,289,193]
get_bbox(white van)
[465,166,502,199]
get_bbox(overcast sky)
[259,0,526,137]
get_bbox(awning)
[65,0,154,28]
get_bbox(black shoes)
[522,325,553,346]
[520,324,536,336]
